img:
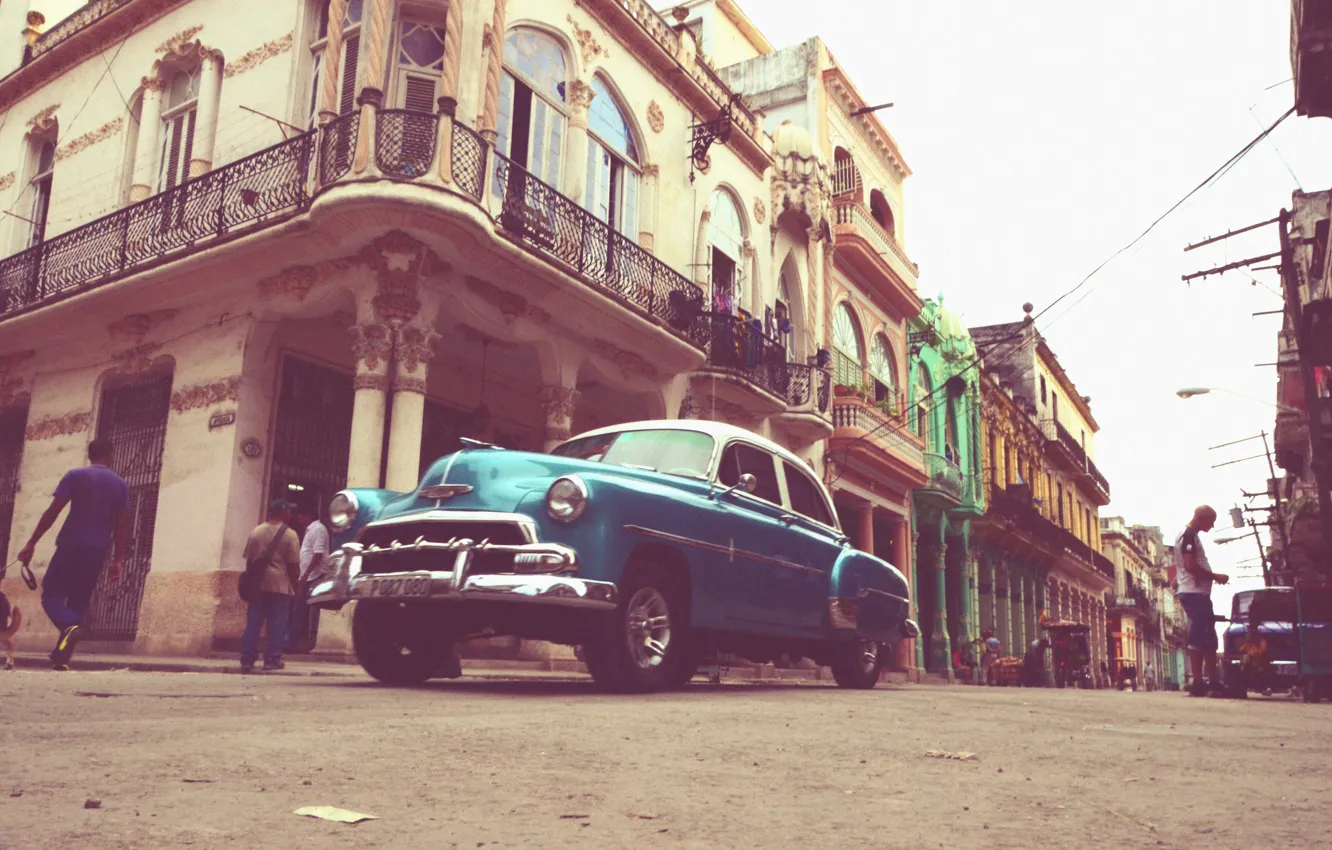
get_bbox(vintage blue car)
[310,421,918,692]
[1221,587,1299,698]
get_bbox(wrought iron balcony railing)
[697,312,828,408]
[832,197,919,279]
[318,110,359,185]
[451,121,487,201]
[0,130,316,317]
[492,153,705,348]
[376,109,438,179]
[924,451,964,500]
[27,0,134,63]
[1042,418,1110,498]
[831,398,924,468]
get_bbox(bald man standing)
[1175,506,1229,697]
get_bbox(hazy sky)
[745,0,1332,604]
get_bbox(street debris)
[1105,807,1157,834]
[924,750,977,761]
[181,779,215,784]
[84,799,102,809]
[294,806,378,824]
[559,814,590,819]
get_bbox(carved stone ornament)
[141,76,166,93]
[113,343,164,375]
[108,309,177,344]
[395,376,427,395]
[771,122,834,236]
[170,376,240,414]
[353,373,390,392]
[394,325,439,375]
[350,323,393,372]
[258,266,318,302]
[647,100,664,133]
[359,231,445,323]
[464,276,550,326]
[0,172,13,192]
[156,37,222,71]
[224,33,293,78]
[156,25,204,54]
[753,196,766,225]
[592,340,657,380]
[27,104,59,136]
[539,385,581,423]
[26,411,92,442]
[566,14,607,66]
[56,118,122,162]
[566,79,596,113]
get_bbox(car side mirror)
[716,473,758,500]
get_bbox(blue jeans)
[241,592,292,667]
[42,544,107,631]
[1178,592,1218,653]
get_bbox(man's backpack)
[240,524,289,603]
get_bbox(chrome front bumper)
[308,537,617,611]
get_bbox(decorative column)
[857,504,875,554]
[1026,573,1038,647]
[563,79,595,203]
[188,50,224,178]
[435,0,464,184]
[995,565,1010,657]
[347,323,392,487]
[639,164,659,250]
[352,0,393,175]
[1013,571,1026,657]
[318,0,350,123]
[539,385,580,452]
[479,0,508,142]
[890,514,914,674]
[130,76,165,201]
[931,533,952,679]
[911,521,924,672]
[384,325,438,492]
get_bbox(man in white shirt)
[1174,505,1229,697]
[287,502,330,653]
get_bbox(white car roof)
[564,419,813,472]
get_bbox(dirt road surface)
[1,668,1328,849]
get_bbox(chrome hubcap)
[625,587,672,670]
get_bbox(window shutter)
[340,35,360,115]
[163,115,184,190]
[403,74,436,113]
[181,110,197,181]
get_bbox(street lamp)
[1175,386,1300,414]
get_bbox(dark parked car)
[1221,588,1299,698]
[311,421,919,692]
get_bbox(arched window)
[585,77,639,236]
[915,362,932,444]
[309,0,364,124]
[869,189,895,237]
[498,28,568,185]
[158,68,200,191]
[869,333,896,406]
[707,188,744,312]
[25,137,55,247]
[832,146,860,198]
[832,303,864,390]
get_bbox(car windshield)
[552,429,715,479]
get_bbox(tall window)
[869,333,896,405]
[158,68,199,191]
[308,0,363,124]
[1040,375,1047,404]
[869,189,895,236]
[497,29,567,185]
[775,269,792,350]
[707,189,744,313]
[585,77,639,237]
[26,138,55,247]
[945,400,960,462]
[833,303,864,390]
[393,19,447,111]
[832,146,860,198]
[915,362,932,443]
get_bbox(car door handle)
[779,514,797,526]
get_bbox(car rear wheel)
[353,602,442,686]
[830,638,882,689]
[584,567,694,693]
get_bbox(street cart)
[1042,620,1093,689]
[1296,583,1332,704]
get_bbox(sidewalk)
[8,650,920,685]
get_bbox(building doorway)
[268,355,354,518]
[83,371,173,641]
[0,402,28,563]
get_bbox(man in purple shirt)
[17,438,129,669]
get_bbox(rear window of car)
[782,460,834,526]
[552,429,715,479]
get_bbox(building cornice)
[1035,338,1100,431]
[821,65,910,180]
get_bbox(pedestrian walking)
[1144,660,1156,691]
[980,630,1001,686]
[286,501,330,653]
[1173,505,1229,697]
[16,438,128,670]
[240,500,301,673]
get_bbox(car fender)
[827,549,911,643]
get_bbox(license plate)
[1274,664,1298,676]
[359,575,433,598]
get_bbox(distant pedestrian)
[1174,505,1229,697]
[240,500,301,673]
[17,439,128,670]
[1144,660,1156,691]
[287,501,330,653]
[980,630,1001,685]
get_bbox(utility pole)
[1259,431,1290,584]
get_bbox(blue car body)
[312,421,916,666]
[1222,588,1299,694]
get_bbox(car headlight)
[329,491,359,530]
[546,476,589,522]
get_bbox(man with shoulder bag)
[239,500,301,673]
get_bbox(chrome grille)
[357,519,529,575]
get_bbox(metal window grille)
[375,108,439,178]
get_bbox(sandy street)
[0,668,1327,849]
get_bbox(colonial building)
[1101,519,1186,689]
[971,308,1115,685]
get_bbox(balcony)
[830,397,925,480]
[1041,419,1110,504]
[831,197,921,316]
[1292,0,1332,118]
[26,0,134,64]
[923,452,964,503]
[693,312,830,414]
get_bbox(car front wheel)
[584,567,693,693]
[830,638,882,689]
[353,601,443,686]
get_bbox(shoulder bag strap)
[255,524,289,568]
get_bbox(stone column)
[479,0,508,143]
[539,385,580,452]
[931,536,951,679]
[890,514,914,674]
[1026,573,1038,645]
[911,523,924,673]
[318,0,350,123]
[857,504,874,553]
[188,51,224,178]
[1013,572,1026,657]
[563,79,594,203]
[639,164,659,250]
[435,0,463,185]
[130,76,165,201]
[995,566,1010,657]
[347,323,392,488]
[352,0,393,174]
[384,325,437,492]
